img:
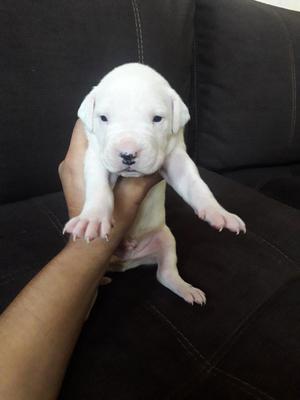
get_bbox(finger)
[141,171,163,189]
[65,119,88,163]
[60,120,88,218]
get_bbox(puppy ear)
[169,87,190,134]
[77,87,97,133]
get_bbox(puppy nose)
[120,152,137,166]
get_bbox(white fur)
[64,63,246,304]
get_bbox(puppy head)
[78,63,190,177]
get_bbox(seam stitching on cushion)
[145,302,207,363]
[133,0,144,63]
[210,368,276,400]
[207,276,298,369]
[247,229,299,269]
[130,0,141,62]
[270,8,297,147]
[131,0,144,63]
[146,303,275,400]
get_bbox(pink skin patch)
[116,138,141,158]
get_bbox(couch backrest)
[191,0,300,172]
[0,0,194,204]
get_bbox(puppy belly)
[109,227,167,272]
[108,225,207,305]
[127,180,166,239]
[109,180,166,272]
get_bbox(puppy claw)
[104,234,109,242]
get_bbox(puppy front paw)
[63,209,114,242]
[197,204,246,234]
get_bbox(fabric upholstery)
[260,175,300,207]
[0,0,194,204]
[192,0,300,173]
[224,163,300,208]
[0,192,67,312]
[1,1,300,398]
[1,169,300,399]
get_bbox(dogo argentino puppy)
[64,63,246,305]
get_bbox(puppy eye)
[100,115,108,122]
[153,115,163,123]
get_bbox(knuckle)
[58,160,65,176]
[58,158,77,178]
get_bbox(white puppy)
[64,63,246,305]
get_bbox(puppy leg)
[156,226,206,306]
[107,226,206,305]
[63,136,114,241]
[162,146,246,234]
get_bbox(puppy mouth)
[119,166,142,177]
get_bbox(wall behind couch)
[254,0,300,11]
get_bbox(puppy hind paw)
[179,284,206,306]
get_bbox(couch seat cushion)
[0,191,67,312]
[1,170,300,399]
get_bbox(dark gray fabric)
[0,0,194,204]
[222,164,300,208]
[260,176,300,208]
[60,169,300,399]
[1,169,300,399]
[192,0,300,172]
[1,1,300,398]
[0,192,67,312]
[223,163,300,190]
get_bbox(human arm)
[0,119,160,400]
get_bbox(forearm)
[0,181,144,400]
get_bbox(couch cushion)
[191,0,300,172]
[0,0,194,204]
[59,169,300,399]
[0,191,67,312]
[259,175,300,208]
[222,163,300,208]
[1,170,300,399]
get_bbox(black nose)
[120,152,137,166]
